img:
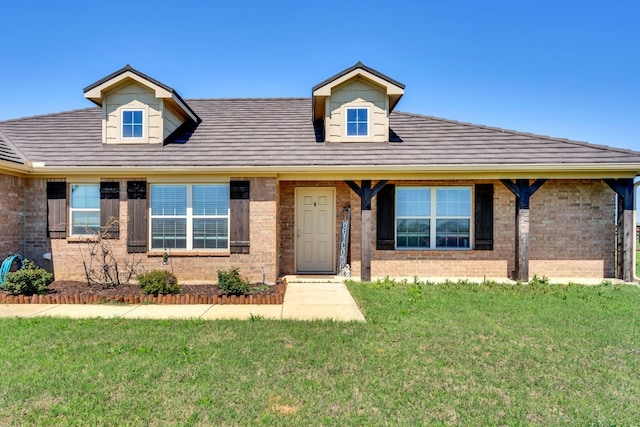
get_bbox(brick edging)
[0,280,287,305]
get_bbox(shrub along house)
[0,63,638,284]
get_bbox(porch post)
[501,179,547,282]
[345,180,388,282]
[361,209,372,281]
[516,208,530,282]
[604,179,635,282]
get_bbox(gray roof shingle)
[0,98,639,170]
[0,128,26,165]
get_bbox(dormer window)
[84,65,200,145]
[312,62,404,143]
[346,107,368,137]
[122,110,144,138]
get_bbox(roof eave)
[26,163,640,180]
[312,61,405,92]
[0,159,31,174]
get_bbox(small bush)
[137,270,181,295]
[217,267,250,295]
[4,260,53,296]
[530,274,550,286]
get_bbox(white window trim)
[395,186,472,250]
[345,106,369,137]
[121,108,144,139]
[69,183,100,237]
[149,184,230,251]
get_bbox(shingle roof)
[0,128,26,165]
[1,98,639,171]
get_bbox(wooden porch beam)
[500,179,547,282]
[345,180,389,281]
[500,178,547,209]
[603,179,634,210]
[345,180,388,210]
[604,178,635,282]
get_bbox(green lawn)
[1,279,639,426]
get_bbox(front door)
[295,187,335,273]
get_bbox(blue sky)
[1,1,638,151]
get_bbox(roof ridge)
[393,111,640,156]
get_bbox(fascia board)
[84,71,173,101]
[0,160,30,175]
[26,163,640,180]
[313,69,405,97]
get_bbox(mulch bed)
[0,279,287,305]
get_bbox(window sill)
[67,236,100,243]
[147,250,230,258]
[394,248,472,251]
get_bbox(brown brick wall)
[22,178,52,269]
[276,179,616,280]
[15,176,619,283]
[529,179,615,278]
[0,173,25,258]
[22,177,279,284]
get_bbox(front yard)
[0,279,638,425]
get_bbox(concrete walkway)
[0,277,365,322]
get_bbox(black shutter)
[376,184,395,250]
[230,181,250,254]
[100,182,120,239]
[127,181,147,253]
[47,181,67,239]
[474,184,494,250]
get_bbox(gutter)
[24,163,640,180]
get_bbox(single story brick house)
[0,63,638,284]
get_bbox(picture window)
[150,184,229,250]
[396,187,471,249]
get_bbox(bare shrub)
[77,218,141,288]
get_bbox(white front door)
[295,187,336,273]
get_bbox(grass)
[1,279,639,425]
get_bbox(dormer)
[83,65,199,144]
[312,62,404,143]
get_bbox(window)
[396,188,430,248]
[150,184,229,250]
[396,187,471,249]
[346,107,368,136]
[70,184,100,235]
[122,109,143,138]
